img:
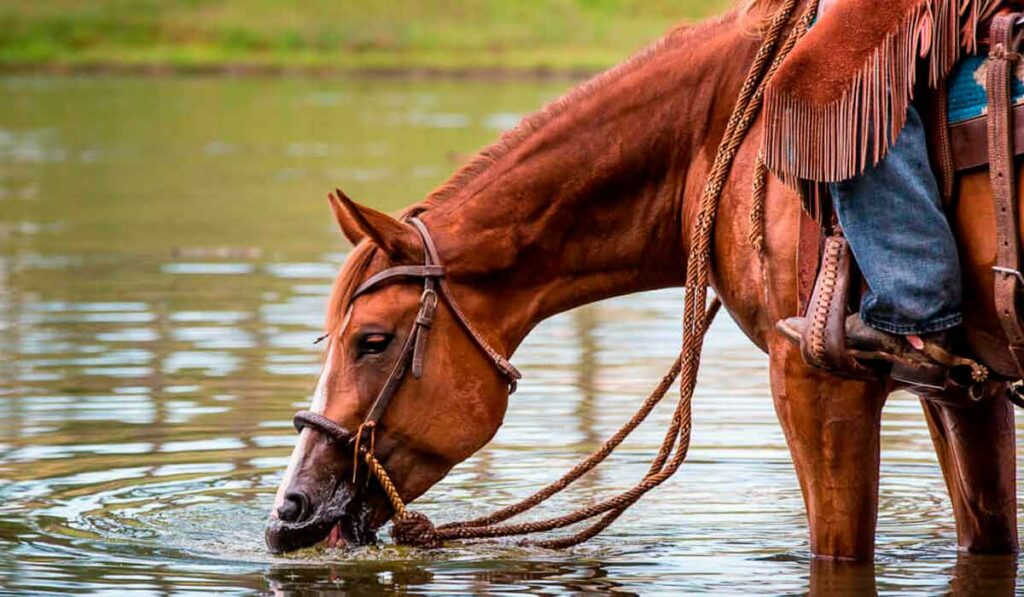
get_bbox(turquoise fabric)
[947,52,1024,123]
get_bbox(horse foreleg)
[768,336,889,560]
[920,387,1018,554]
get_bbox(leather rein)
[292,217,521,470]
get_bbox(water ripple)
[0,75,1019,596]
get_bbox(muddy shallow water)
[0,75,1020,595]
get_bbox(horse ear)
[327,189,420,260]
[327,190,366,246]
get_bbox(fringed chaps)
[763,0,1001,184]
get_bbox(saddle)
[781,13,1024,399]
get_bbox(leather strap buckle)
[416,288,438,327]
[992,44,1022,63]
[993,266,1024,286]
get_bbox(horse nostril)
[278,491,312,523]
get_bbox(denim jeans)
[829,105,963,335]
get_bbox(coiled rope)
[369,0,819,549]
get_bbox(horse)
[265,3,1020,561]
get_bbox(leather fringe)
[763,0,998,183]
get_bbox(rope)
[750,154,769,260]
[370,0,819,549]
[751,153,773,307]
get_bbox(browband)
[346,216,521,387]
[352,264,446,299]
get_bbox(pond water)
[0,75,1020,595]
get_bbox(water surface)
[0,75,1020,595]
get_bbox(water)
[0,75,1020,595]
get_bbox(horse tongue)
[327,522,344,548]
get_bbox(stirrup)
[777,315,989,391]
[777,234,874,379]
[776,315,875,380]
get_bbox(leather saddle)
[784,12,1024,400]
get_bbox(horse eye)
[357,333,393,355]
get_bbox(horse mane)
[739,0,803,33]
[410,8,742,216]
[741,0,792,11]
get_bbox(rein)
[289,0,815,549]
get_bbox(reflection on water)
[0,75,1021,594]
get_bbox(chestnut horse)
[266,5,1019,560]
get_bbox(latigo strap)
[987,13,1024,377]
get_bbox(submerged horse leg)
[920,387,1018,554]
[768,336,889,560]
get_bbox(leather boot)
[778,313,980,390]
[843,313,952,389]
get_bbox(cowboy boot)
[777,314,980,390]
[843,313,952,389]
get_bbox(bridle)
[272,0,798,550]
[291,216,521,477]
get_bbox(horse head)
[264,191,515,553]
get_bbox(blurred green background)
[0,0,732,74]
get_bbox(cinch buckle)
[992,266,1024,286]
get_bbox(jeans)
[829,105,963,335]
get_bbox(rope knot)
[391,510,441,548]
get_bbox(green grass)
[0,0,733,74]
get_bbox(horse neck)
[420,14,758,353]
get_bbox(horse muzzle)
[265,482,379,553]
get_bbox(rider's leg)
[830,105,962,340]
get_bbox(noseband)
[292,217,521,467]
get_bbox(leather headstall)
[292,217,521,467]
